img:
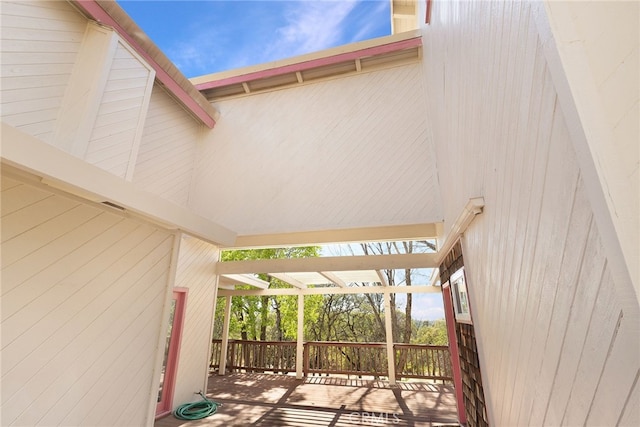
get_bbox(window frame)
[450,267,472,324]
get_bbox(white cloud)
[155,0,389,77]
[405,294,445,321]
[268,0,359,58]
[347,0,389,43]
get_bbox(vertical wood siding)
[171,236,219,408]
[421,1,639,425]
[131,85,203,207]
[84,41,154,179]
[0,0,86,143]
[1,174,175,426]
[192,65,443,235]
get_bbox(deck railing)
[394,344,453,381]
[211,340,452,382]
[305,341,389,377]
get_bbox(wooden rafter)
[269,273,307,289]
[220,274,269,289]
[319,271,348,287]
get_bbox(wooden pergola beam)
[217,285,441,297]
[226,223,439,249]
[215,252,437,275]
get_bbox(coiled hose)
[173,391,221,420]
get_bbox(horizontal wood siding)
[0,0,86,143]
[192,65,442,235]
[85,41,154,179]
[172,236,219,408]
[1,174,174,426]
[421,1,639,426]
[131,85,202,207]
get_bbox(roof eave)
[70,0,219,128]
[191,30,423,99]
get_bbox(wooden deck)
[155,373,459,427]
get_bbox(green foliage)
[216,246,321,341]
[214,243,448,345]
[413,319,448,345]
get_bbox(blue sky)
[117,0,391,78]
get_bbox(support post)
[219,295,232,375]
[296,293,304,379]
[383,290,396,384]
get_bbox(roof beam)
[218,285,442,297]
[318,271,348,288]
[1,123,236,246]
[215,252,437,275]
[227,223,439,249]
[269,273,307,289]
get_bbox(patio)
[155,372,459,427]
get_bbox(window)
[451,267,472,324]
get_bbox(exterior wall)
[0,0,206,212]
[131,85,204,208]
[0,0,87,143]
[191,64,442,235]
[1,172,175,426]
[421,1,639,426]
[171,235,220,409]
[544,0,639,300]
[84,40,155,180]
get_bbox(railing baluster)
[210,340,452,382]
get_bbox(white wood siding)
[131,85,203,207]
[0,0,86,143]
[172,236,219,408]
[84,41,155,179]
[1,1,156,181]
[421,1,639,426]
[548,0,639,298]
[1,174,175,427]
[191,64,442,235]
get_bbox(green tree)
[216,246,322,341]
[414,319,448,345]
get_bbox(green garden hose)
[173,392,221,420]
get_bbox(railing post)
[303,342,308,377]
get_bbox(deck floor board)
[155,373,459,426]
